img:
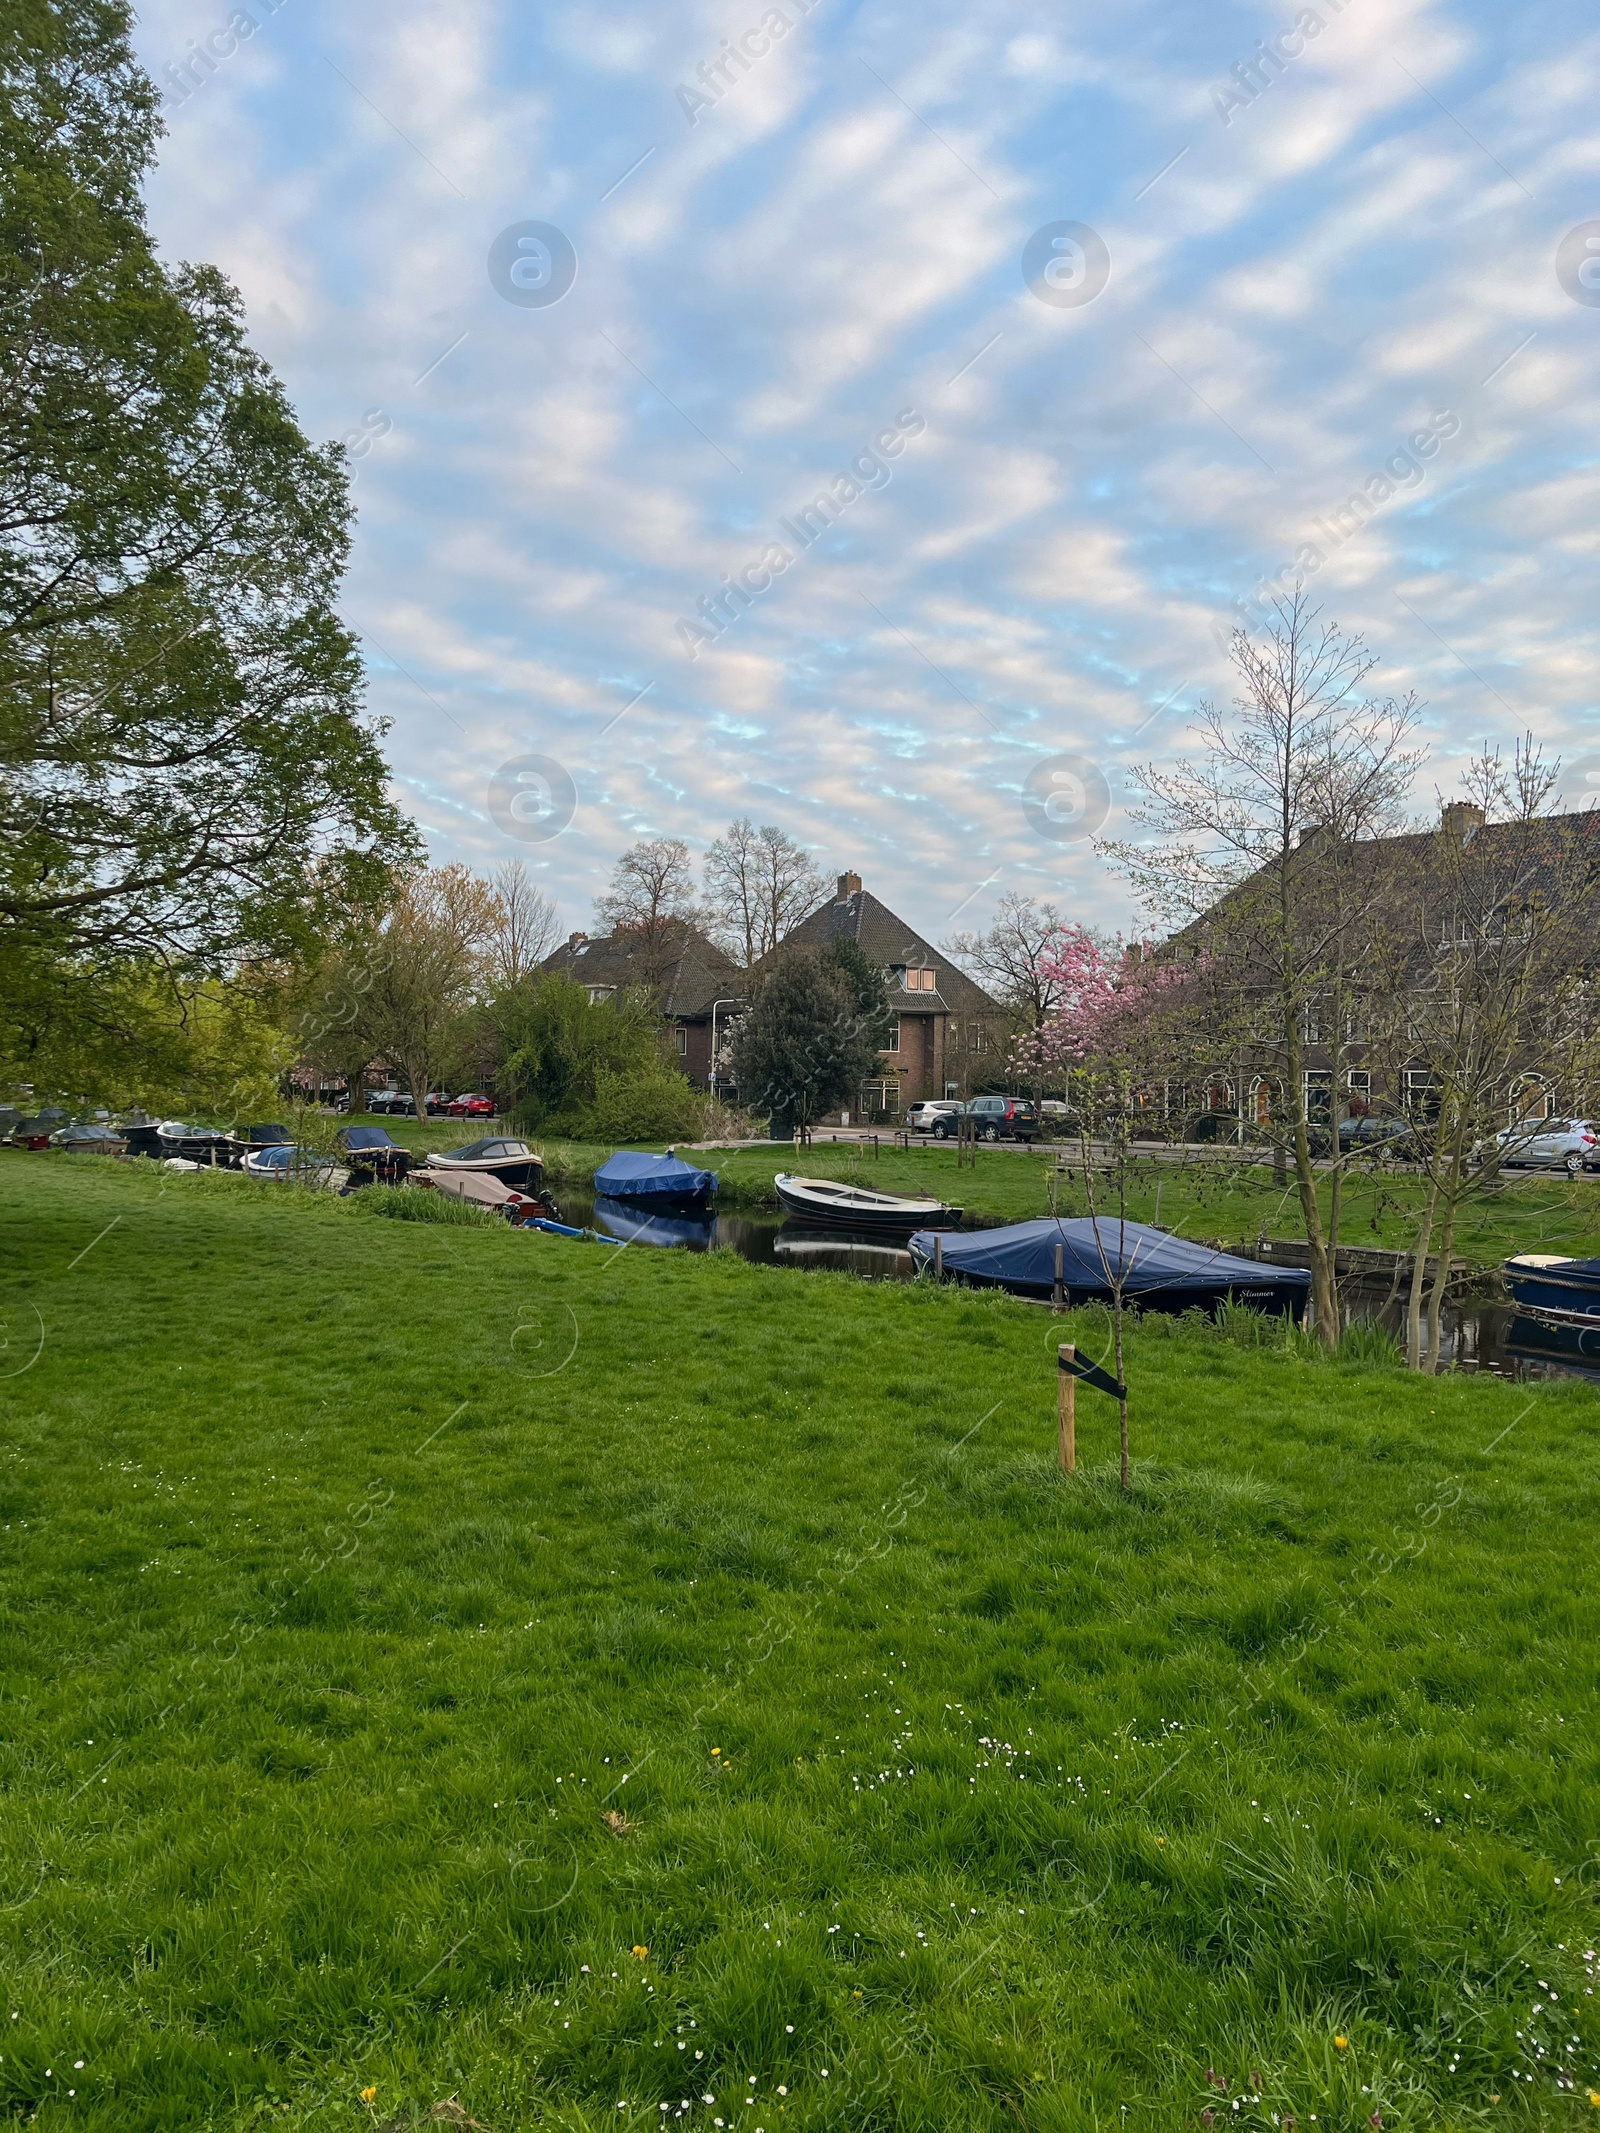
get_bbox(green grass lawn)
[3,1154,1598,2130]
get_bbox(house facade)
[1154,801,1600,1142]
[774,873,1008,1118]
[536,923,746,1091]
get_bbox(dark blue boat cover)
[593,1194,715,1249]
[337,1126,400,1153]
[593,1151,715,1203]
[908,1217,1311,1302]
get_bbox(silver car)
[906,1100,965,1137]
[1494,1117,1600,1174]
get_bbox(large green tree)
[0,0,414,1030]
[726,943,889,1131]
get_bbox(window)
[884,1018,900,1052]
[586,984,615,1005]
[1346,1070,1371,1097]
[674,1027,688,1056]
[1405,1070,1439,1119]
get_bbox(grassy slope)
[2,1156,1598,2131]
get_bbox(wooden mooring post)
[934,1235,944,1282]
[1053,1242,1065,1313]
[1057,1343,1076,1474]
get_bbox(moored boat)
[909,1216,1311,1315]
[156,1120,232,1165]
[120,1110,163,1158]
[223,1122,294,1168]
[425,1136,543,1191]
[1503,1253,1600,1316]
[334,1125,412,1185]
[242,1143,339,1187]
[593,1150,716,1210]
[773,1173,961,1233]
[51,1121,127,1154]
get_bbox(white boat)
[241,1144,340,1187]
[772,1172,960,1233]
[425,1137,543,1190]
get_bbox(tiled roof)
[778,887,1002,1015]
[537,923,745,1019]
[1175,806,1600,952]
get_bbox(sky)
[129,0,1600,945]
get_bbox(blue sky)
[131,0,1600,940]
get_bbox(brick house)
[536,923,746,1091]
[775,873,1007,1117]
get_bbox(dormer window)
[902,966,937,991]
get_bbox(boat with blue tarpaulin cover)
[908,1217,1310,1315]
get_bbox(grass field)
[3,1154,1598,2130]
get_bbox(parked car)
[365,1088,414,1116]
[425,1091,451,1115]
[1492,1117,1600,1175]
[1309,1112,1419,1159]
[964,1095,1039,1143]
[448,1091,495,1119]
[907,1100,965,1137]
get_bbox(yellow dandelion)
[1588,2091,1600,2108]
[711,1748,721,1756]
[632,1944,649,1960]
[1333,2035,1348,2050]
[360,2087,377,2104]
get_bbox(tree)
[703,818,826,968]
[495,973,675,1133]
[350,867,500,1115]
[595,838,698,990]
[487,860,558,988]
[0,1,416,1001]
[1112,591,1420,1346]
[725,949,885,1133]
[945,893,1071,1032]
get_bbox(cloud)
[127,0,1600,940]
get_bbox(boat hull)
[425,1155,543,1191]
[1504,1259,1600,1316]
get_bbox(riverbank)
[2,1155,1597,2128]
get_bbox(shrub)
[581,1063,704,1144]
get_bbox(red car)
[447,1092,495,1118]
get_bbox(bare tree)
[596,837,700,991]
[944,892,1072,1030]
[1111,590,1421,1347]
[487,860,558,989]
[703,819,826,968]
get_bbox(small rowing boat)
[772,1173,960,1234]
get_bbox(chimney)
[1441,800,1486,840]
[836,871,862,901]
[567,930,588,949]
